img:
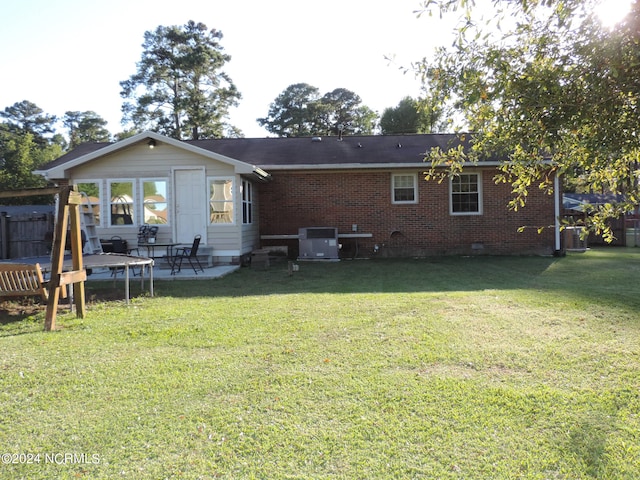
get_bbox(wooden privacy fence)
[0,211,54,259]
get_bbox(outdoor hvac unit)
[298,227,339,260]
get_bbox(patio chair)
[109,236,139,278]
[170,235,204,275]
[130,224,159,258]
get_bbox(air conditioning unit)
[298,227,339,260]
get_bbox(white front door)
[174,169,206,244]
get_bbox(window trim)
[208,176,235,225]
[449,172,483,216]
[391,173,418,204]
[108,179,137,227]
[241,179,253,225]
[141,178,169,226]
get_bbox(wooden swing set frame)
[0,186,87,331]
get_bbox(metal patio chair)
[170,235,204,275]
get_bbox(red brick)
[257,168,558,257]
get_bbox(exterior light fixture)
[148,139,156,149]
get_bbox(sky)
[0,0,631,139]
[0,0,453,138]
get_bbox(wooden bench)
[0,263,49,300]
[0,263,86,302]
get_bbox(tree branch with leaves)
[416,0,639,240]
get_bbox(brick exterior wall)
[257,168,558,258]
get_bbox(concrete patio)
[88,263,240,282]
[85,262,241,303]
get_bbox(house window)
[209,178,234,224]
[242,180,252,224]
[450,173,482,215]
[109,181,135,225]
[142,179,168,224]
[392,173,418,204]
[76,181,101,226]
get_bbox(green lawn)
[1,248,639,479]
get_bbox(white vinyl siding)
[69,142,254,259]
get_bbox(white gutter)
[258,161,506,171]
[554,173,561,253]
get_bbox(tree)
[380,97,421,135]
[0,128,61,204]
[120,20,241,140]
[258,84,378,137]
[257,83,322,137]
[1,100,56,147]
[0,101,63,204]
[380,95,449,135]
[315,88,377,136]
[415,0,640,240]
[418,92,451,134]
[63,111,111,148]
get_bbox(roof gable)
[36,131,261,179]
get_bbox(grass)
[1,248,639,479]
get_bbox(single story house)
[34,131,562,264]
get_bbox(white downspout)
[554,173,561,253]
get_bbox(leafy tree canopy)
[0,102,63,204]
[416,0,639,239]
[316,88,378,136]
[380,96,449,134]
[120,20,242,140]
[63,111,111,148]
[257,83,321,137]
[1,100,57,147]
[258,84,378,137]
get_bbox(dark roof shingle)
[39,142,111,170]
[188,134,467,167]
[38,134,477,172]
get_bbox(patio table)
[137,242,179,259]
